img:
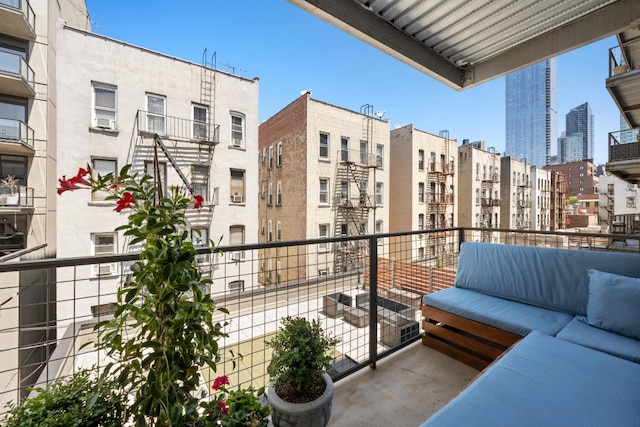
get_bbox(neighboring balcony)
[0,49,35,97]
[0,0,36,40]
[136,110,220,146]
[607,129,640,185]
[0,184,34,208]
[0,118,34,153]
[606,40,640,130]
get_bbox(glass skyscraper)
[505,59,558,167]
[565,102,594,162]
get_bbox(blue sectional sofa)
[421,242,640,426]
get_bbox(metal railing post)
[368,235,378,369]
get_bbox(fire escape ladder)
[198,49,218,198]
[154,135,195,196]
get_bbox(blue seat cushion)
[423,288,573,336]
[455,242,640,315]
[421,331,640,427]
[556,317,640,364]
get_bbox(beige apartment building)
[0,0,91,407]
[55,23,260,326]
[457,140,500,242]
[258,94,389,283]
[389,125,457,260]
[500,156,532,230]
[531,166,552,231]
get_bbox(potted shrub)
[266,316,340,427]
[2,368,127,427]
[1,175,19,205]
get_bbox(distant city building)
[505,59,558,167]
[599,174,640,233]
[544,160,598,196]
[559,132,586,163]
[258,94,390,281]
[500,157,532,229]
[619,114,639,144]
[457,140,500,242]
[389,125,457,258]
[564,102,594,162]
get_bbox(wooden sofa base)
[421,305,521,371]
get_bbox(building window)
[92,83,117,129]
[319,178,329,204]
[92,158,117,201]
[340,138,349,162]
[146,93,166,134]
[229,280,244,292]
[418,247,425,259]
[230,112,245,147]
[360,141,368,165]
[268,146,274,169]
[268,220,273,242]
[418,214,424,230]
[268,182,273,206]
[418,182,425,203]
[276,142,282,167]
[418,150,424,170]
[261,218,266,235]
[230,169,245,203]
[192,104,208,140]
[318,224,329,251]
[229,225,245,259]
[276,221,282,241]
[92,233,116,276]
[375,220,383,234]
[376,144,384,168]
[191,165,209,201]
[191,228,210,264]
[627,196,636,208]
[375,182,383,206]
[319,133,329,159]
[144,161,167,196]
[276,181,282,205]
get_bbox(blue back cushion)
[455,242,640,315]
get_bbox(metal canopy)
[289,0,640,90]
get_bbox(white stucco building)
[55,24,259,326]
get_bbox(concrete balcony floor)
[329,341,479,427]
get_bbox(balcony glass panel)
[0,0,35,33]
[0,49,34,91]
[0,118,33,148]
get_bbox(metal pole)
[368,235,378,369]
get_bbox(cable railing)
[1,227,639,414]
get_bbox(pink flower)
[212,375,229,390]
[115,192,136,212]
[193,194,204,209]
[217,401,229,414]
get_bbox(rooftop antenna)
[222,62,245,75]
[300,89,312,96]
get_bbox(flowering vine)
[56,163,235,426]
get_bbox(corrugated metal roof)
[289,0,640,90]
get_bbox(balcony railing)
[136,110,220,145]
[0,118,34,149]
[0,0,35,39]
[338,149,382,168]
[0,184,33,207]
[609,129,640,162]
[0,49,35,95]
[1,228,639,416]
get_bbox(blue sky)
[85,0,619,165]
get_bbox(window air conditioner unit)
[96,118,114,129]
[232,194,243,203]
[98,264,113,276]
[232,138,242,147]
[230,251,242,261]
